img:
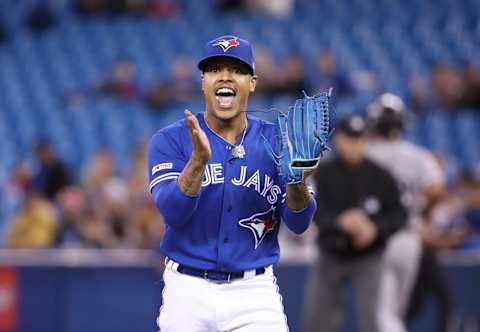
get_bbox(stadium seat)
[0,0,478,187]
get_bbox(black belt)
[171,260,266,282]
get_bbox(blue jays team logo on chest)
[238,206,278,249]
[213,38,240,52]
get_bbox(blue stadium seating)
[0,0,478,186]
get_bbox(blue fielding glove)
[264,89,334,184]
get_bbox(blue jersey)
[148,113,316,272]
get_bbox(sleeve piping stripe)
[148,175,180,193]
[148,172,181,193]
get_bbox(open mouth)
[215,87,236,108]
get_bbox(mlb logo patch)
[152,162,173,176]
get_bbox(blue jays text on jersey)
[148,113,316,272]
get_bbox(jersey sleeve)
[148,130,200,227]
[418,150,445,188]
[276,168,316,235]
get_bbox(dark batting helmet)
[366,93,407,138]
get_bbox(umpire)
[303,114,406,332]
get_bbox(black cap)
[336,114,367,137]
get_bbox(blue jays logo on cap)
[238,206,278,249]
[198,35,256,75]
[213,37,240,52]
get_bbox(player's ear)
[249,75,257,93]
[201,72,205,91]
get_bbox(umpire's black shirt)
[313,157,406,260]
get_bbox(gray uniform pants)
[303,250,383,332]
[377,229,422,332]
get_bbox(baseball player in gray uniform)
[365,93,449,332]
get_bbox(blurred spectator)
[75,0,107,15]
[408,73,431,113]
[55,186,94,248]
[218,0,293,17]
[276,53,309,95]
[75,0,179,16]
[308,49,354,98]
[2,162,32,214]
[409,61,480,112]
[460,62,480,108]
[124,0,147,15]
[456,171,480,248]
[303,114,406,332]
[82,149,116,198]
[246,0,294,18]
[431,171,480,251]
[126,140,164,248]
[26,5,56,32]
[147,56,199,111]
[146,0,180,17]
[76,0,127,15]
[0,20,8,45]
[253,47,279,97]
[96,58,139,101]
[216,0,248,12]
[431,62,464,109]
[348,69,377,93]
[105,0,180,16]
[33,140,72,200]
[83,149,140,248]
[0,162,33,244]
[7,191,58,248]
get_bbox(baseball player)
[147,35,316,332]
[365,93,452,332]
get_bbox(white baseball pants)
[157,260,288,332]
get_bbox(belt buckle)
[204,270,231,283]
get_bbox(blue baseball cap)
[198,35,256,75]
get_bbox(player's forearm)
[286,181,311,211]
[152,180,200,227]
[281,197,316,234]
[178,155,207,196]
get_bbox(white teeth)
[216,87,235,94]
